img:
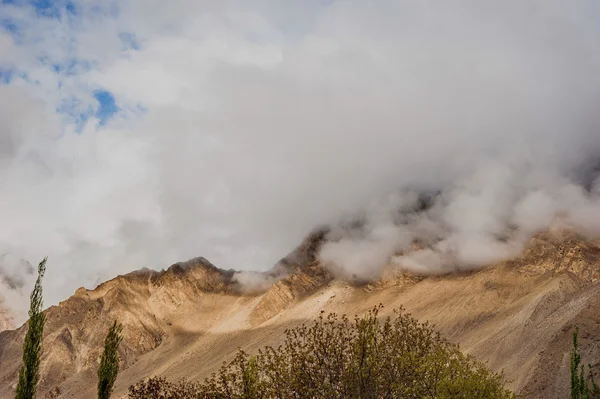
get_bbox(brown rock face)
[506,231,600,281]
[270,227,329,274]
[0,230,599,399]
[250,262,332,325]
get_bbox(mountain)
[1,229,599,398]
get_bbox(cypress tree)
[572,327,582,399]
[97,320,123,399]
[15,257,47,399]
[571,327,599,399]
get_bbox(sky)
[1,0,600,322]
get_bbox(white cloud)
[1,0,600,322]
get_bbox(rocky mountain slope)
[1,229,599,398]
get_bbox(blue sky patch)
[30,0,77,19]
[94,90,120,126]
[57,95,94,131]
[65,0,76,15]
[51,59,93,76]
[31,0,60,17]
[2,0,78,19]
[118,32,141,51]
[58,90,122,130]
[0,67,29,84]
[0,18,20,37]
[0,68,13,84]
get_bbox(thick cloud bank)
[1,0,600,322]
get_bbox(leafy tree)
[15,257,47,399]
[129,305,515,399]
[127,377,201,399]
[571,327,599,399]
[241,356,259,399]
[98,320,124,399]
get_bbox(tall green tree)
[571,327,599,399]
[572,327,581,399]
[97,320,124,399]
[15,257,47,399]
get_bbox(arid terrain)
[1,228,599,398]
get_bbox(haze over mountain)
[1,1,600,324]
[1,225,600,399]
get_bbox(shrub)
[128,377,202,399]
[129,305,515,399]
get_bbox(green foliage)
[15,257,47,399]
[97,320,124,399]
[128,377,202,399]
[241,356,259,399]
[129,305,515,399]
[571,327,600,399]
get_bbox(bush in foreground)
[129,305,515,399]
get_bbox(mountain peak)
[1,229,599,398]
